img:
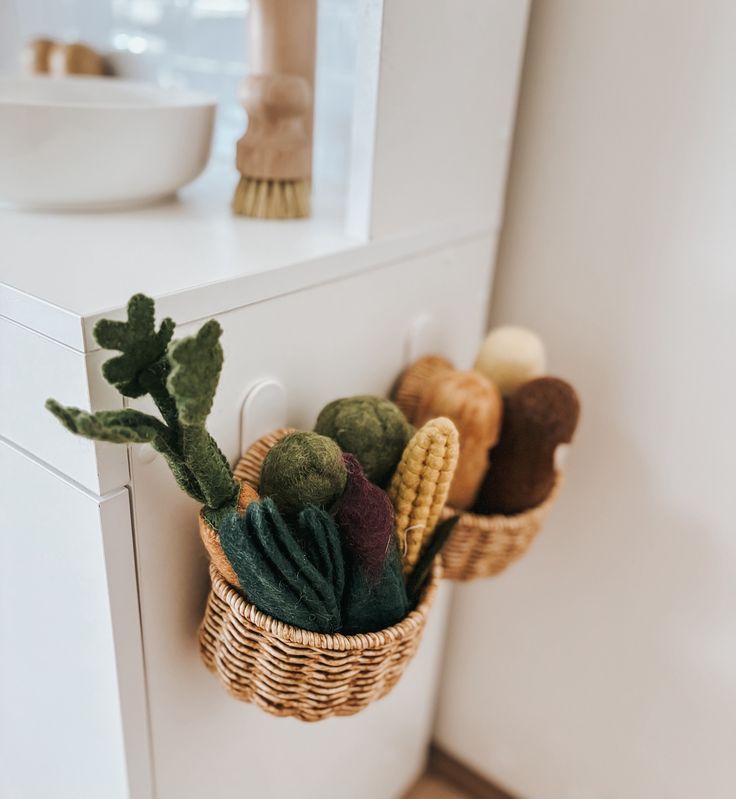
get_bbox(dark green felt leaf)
[218,501,342,633]
[167,320,223,427]
[94,294,175,399]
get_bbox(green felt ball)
[260,431,347,517]
[315,395,413,486]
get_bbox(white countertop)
[0,160,491,352]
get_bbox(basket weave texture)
[199,429,441,721]
[440,475,562,581]
[200,559,440,721]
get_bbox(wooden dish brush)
[233,0,317,219]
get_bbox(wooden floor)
[403,774,472,799]
[402,746,514,799]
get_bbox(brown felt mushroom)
[474,377,580,515]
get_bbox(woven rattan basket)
[199,558,440,721]
[440,475,562,581]
[198,427,441,721]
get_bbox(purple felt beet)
[336,453,396,583]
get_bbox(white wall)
[435,2,736,798]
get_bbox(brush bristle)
[232,177,311,219]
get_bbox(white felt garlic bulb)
[474,325,546,395]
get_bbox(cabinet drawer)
[0,316,128,494]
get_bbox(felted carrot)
[198,482,260,586]
[388,416,459,573]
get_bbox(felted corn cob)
[388,416,459,573]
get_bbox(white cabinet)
[0,441,150,799]
[0,2,530,796]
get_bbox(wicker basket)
[198,427,441,721]
[199,558,441,721]
[440,475,562,581]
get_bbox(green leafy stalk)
[167,319,239,511]
[46,294,239,519]
[45,401,206,504]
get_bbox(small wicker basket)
[198,427,441,721]
[200,558,440,721]
[440,475,562,582]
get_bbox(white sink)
[0,76,216,211]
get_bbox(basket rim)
[207,557,441,652]
[445,472,563,529]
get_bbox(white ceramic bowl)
[0,76,216,210]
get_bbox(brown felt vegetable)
[393,356,453,422]
[412,369,503,509]
[474,377,580,515]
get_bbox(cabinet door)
[0,440,151,799]
[129,239,490,799]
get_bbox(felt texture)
[336,453,396,584]
[314,395,413,486]
[388,417,459,573]
[474,325,546,396]
[198,482,260,587]
[393,356,453,424]
[341,540,409,635]
[405,514,459,601]
[219,498,343,633]
[414,370,503,510]
[474,377,580,515]
[260,431,347,517]
[94,293,175,400]
[234,428,295,490]
[47,294,239,517]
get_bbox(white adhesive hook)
[405,313,442,365]
[240,378,288,454]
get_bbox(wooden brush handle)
[236,0,317,181]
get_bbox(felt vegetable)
[414,369,503,509]
[198,483,260,586]
[341,542,409,635]
[474,325,546,396]
[260,431,347,517]
[474,377,580,515]
[234,427,295,490]
[46,294,240,529]
[219,498,344,633]
[388,417,459,573]
[314,395,414,486]
[336,453,396,583]
[393,356,453,424]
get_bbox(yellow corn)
[388,416,459,572]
